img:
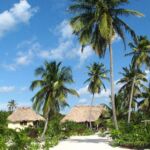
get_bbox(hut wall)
[8,121,33,130]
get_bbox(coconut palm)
[118,65,147,122]
[69,0,143,129]
[85,62,108,128]
[7,100,17,112]
[138,83,150,117]
[126,36,150,123]
[30,61,79,139]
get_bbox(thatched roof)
[7,107,45,123]
[61,105,104,123]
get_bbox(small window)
[20,121,27,125]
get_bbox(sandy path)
[51,135,131,150]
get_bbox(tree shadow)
[66,137,111,144]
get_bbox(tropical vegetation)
[0,0,150,149]
[30,61,79,139]
[85,62,108,128]
[69,0,143,130]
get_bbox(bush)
[0,111,10,126]
[110,123,150,149]
[61,121,93,136]
[9,130,32,150]
[0,136,7,149]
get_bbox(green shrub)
[110,123,150,149]
[43,136,59,150]
[9,130,32,150]
[0,136,7,149]
[61,121,93,136]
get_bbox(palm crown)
[127,36,150,68]
[118,65,147,105]
[69,0,143,55]
[85,62,109,95]
[30,61,78,118]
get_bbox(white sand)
[51,135,131,150]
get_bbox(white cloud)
[112,33,121,43]
[77,79,124,101]
[0,0,38,37]
[56,20,73,40]
[41,20,93,64]
[0,86,15,93]
[78,98,89,104]
[145,69,150,80]
[78,85,111,99]
[3,20,93,71]
[3,40,41,70]
[95,89,111,98]
[78,85,89,95]
[20,86,29,92]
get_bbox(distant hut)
[7,107,45,130]
[61,105,105,126]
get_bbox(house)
[61,105,105,124]
[7,107,45,130]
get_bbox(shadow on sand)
[66,137,111,144]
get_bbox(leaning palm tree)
[118,65,147,122]
[126,36,150,123]
[85,62,108,128]
[30,61,79,139]
[7,100,17,112]
[69,0,143,129]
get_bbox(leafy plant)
[110,123,150,148]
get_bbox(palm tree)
[85,62,108,128]
[118,65,147,122]
[30,61,79,139]
[114,93,128,119]
[126,36,150,123]
[7,100,17,112]
[138,83,150,118]
[69,0,143,129]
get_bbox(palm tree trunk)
[89,94,94,129]
[128,76,135,124]
[109,43,118,130]
[41,117,49,140]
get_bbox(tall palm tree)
[138,83,150,117]
[85,62,108,128]
[30,61,79,139]
[126,36,150,123]
[7,100,17,112]
[118,65,147,122]
[69,0,143,129]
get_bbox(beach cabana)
[61,105,105,124]
[7,107,45,130]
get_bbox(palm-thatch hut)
[61,105,105,124]
[7,107,45,130]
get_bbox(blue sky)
[0,0,150,113]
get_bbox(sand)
[51,135,131,150]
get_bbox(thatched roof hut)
[7,107,45,123]
[61,105,104,123]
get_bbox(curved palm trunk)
[128,76,136,124]
[89,94,94,129]
[41,109,50,140]
[109,44,118,130]
[41,117,49,140]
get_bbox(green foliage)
[85,62,108,95]
[0,136,7,149]
[43,136,59,150]
[0,111,10,126]
[61,121,93,136]
[110,123,150,148]
[8,130,32,150]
